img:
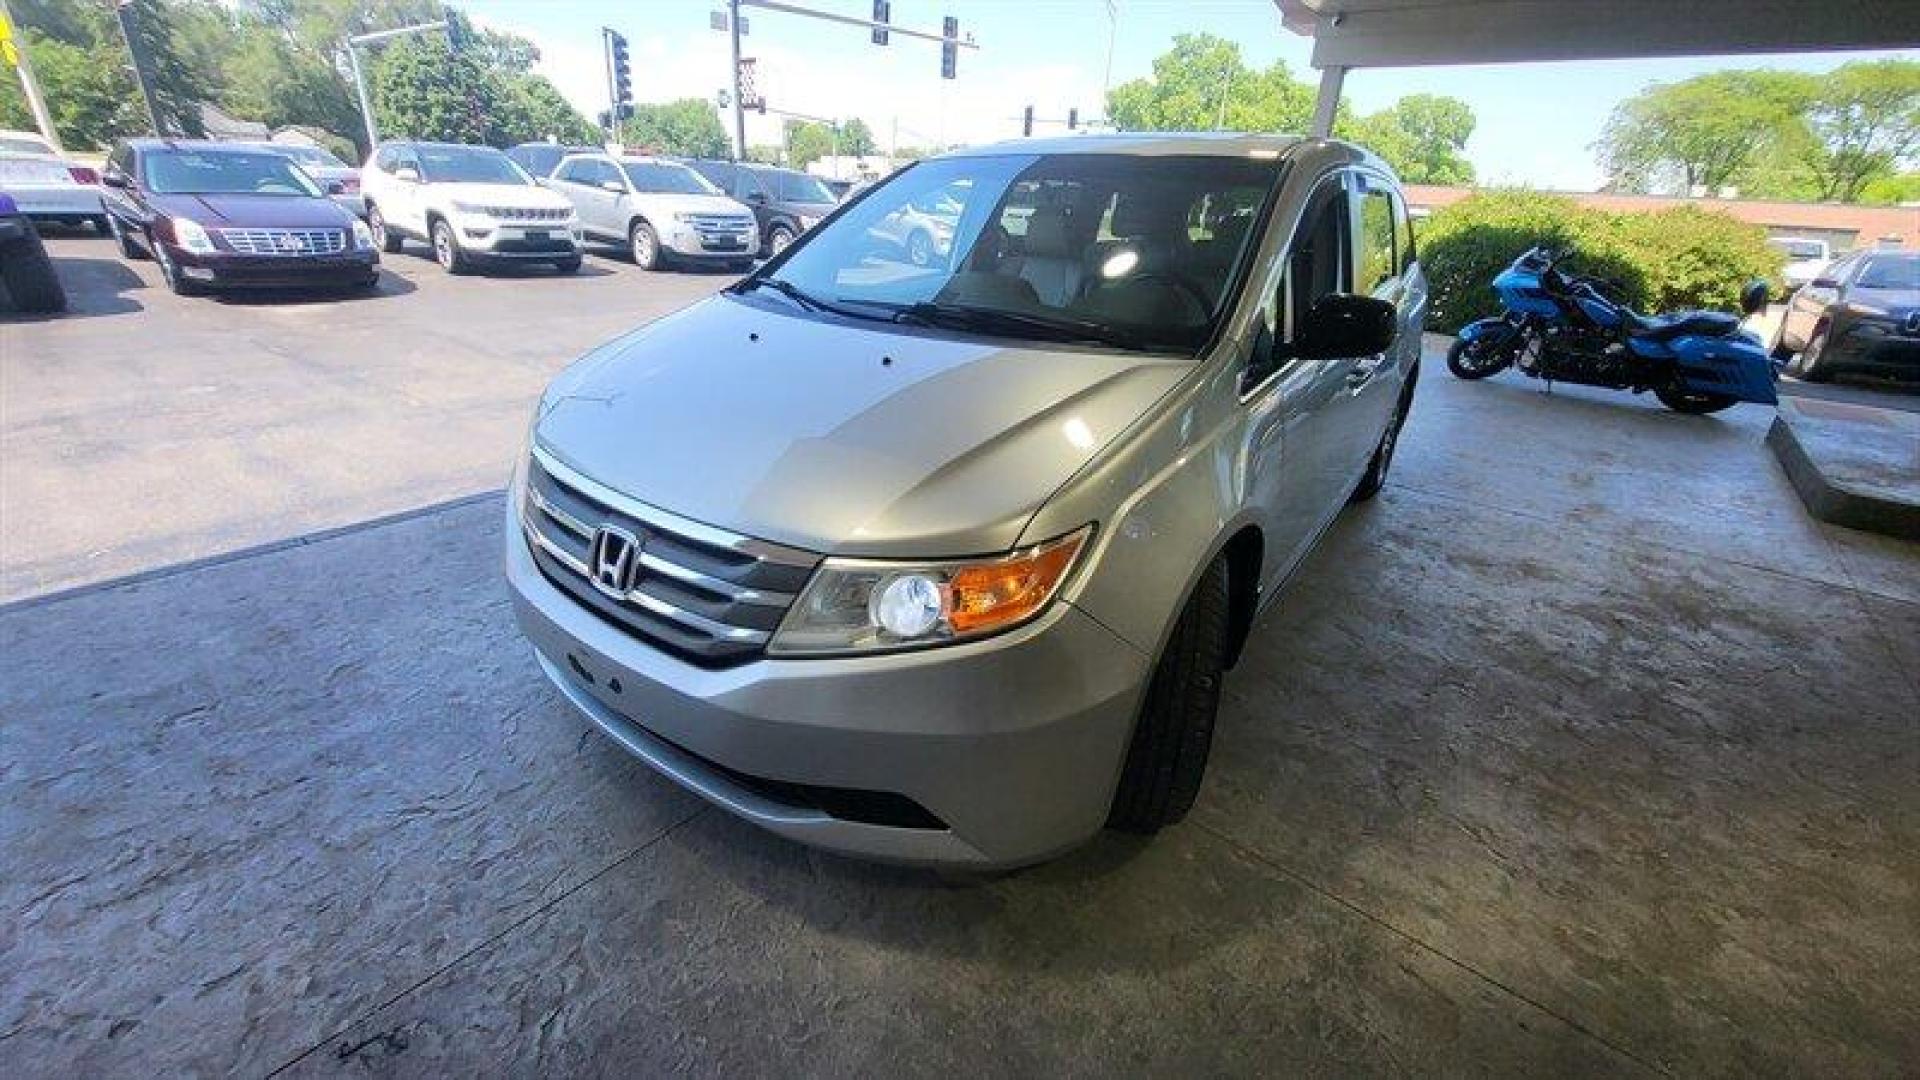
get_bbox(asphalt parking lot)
[4,236,1918,1076]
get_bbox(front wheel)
[1654,386,1736,415]
[767,225,796,256]
[1447,332,1513,380]
[628,220,660,270]
[1792,327,1834,383]
[152,238,201,296]
[1351,379,1413,503]
[368,205,403,254]
[1107,557,1230,833]
[431,219,469,275]
[108,214,145,260]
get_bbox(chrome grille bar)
[219,228,348,256]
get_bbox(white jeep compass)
[361,140,581,274]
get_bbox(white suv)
[544,153,758,271]
[361,141,581,274]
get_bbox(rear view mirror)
[1739,279,1769,316]
[394,167,420,183]
[1294,294,1398,359]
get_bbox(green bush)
[1417,190,1785,333]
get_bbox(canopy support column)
[1310,65,1345,136]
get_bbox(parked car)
[508,134,1425,868]
[0,151,105,231]
[0,128,98,185]
[100,139,379,295]
[1768,236,1832,290]
[361,141,581,274]
[506,142,601,181]
[685,160,838,255]
[544,152,757,271]
[242,141,365,218]
[0,192,67,313]
[1771,248,1920,384]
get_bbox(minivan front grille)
[521,447,818,667]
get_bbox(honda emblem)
[588,526,639,598]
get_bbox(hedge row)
[1415,190,1785,333]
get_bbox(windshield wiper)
[885,302,1152,351]
[739,277,892,323]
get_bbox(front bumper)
[505,503,1150,868]
[452,215,581,258]
[1831,317,1920,381]
[168,244,379,288]
[661,222,758,260]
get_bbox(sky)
[458,0,1915,190]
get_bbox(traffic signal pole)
[728,0,747,160]
[345,15,460,151]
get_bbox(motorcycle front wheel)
[1446,334,1513,380]
[1654,386,1736,415]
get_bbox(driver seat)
[1001,208,1085,307]
[1627,310,1740,342]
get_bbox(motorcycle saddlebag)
[1670,332,1778,406]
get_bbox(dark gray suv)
[687,160,839,255]
[510,134,1426,867]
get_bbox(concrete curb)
[1767,415,1920,543]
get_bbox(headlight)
[767,527,1091,656]
[351,219,375,250]
[173,218,215,254]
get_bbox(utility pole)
[728,0,747,160]
[344,14,459,151]
[347,42,376,149]
[0,0,62,155]
[114,0,165,136]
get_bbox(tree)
[785,120,835,168]
[1344,94,1475,185]
[498,75,594,145]
[620,99,729,158]
[0,30,139,149]
[840,117,877,156]
[1596,71,1813,195]
[370,35,500,144]
[1800,59,1920,202]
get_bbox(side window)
[107,144,133,178]
[1353,173,1398,296]
[1279,178,1350,346]
[373,147,395,172]
[737,171,765,199]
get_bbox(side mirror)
[101,170,129,189]
[394,166,420,183]
[600,179,626,194]
[325,179,346,195]
[1809,276,1839,290]
[1294,294,1399,359]
[1739,279,1769,316]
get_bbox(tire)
[553,255,582,273]
[767,224,796,256]
[906,229,934,267]
[1793,327,1834,383]
[628,220,660,270]
[1654,386,1737,415]
[1107,557,1231,833]
[430,218,469,275]
[107,214,146,260]
[1446,333,1511,380]
[368,205,403,254]
[1351,379,1413,503]
[0,229,67,313]
[152,237,201,297]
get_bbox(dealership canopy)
[1274,0,1920,134]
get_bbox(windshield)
[418,146,530,185]
[273,145,347,169]
[0,135,55,155]
[623,161,718,195]
[774,170,835,204]
[1854,255,1918,291]
[145,150,322,197]
[757,152,1282,351]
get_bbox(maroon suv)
[100,139,379,295]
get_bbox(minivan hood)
[534,295,1189,557]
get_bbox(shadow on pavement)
[0,255,145,321]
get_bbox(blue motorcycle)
[1447,245,1776,414]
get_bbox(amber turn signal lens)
[947,530,1087,634]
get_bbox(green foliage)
[498,75,595,146]
[1418,190,1782,333]
[785,120,834,169]
[839,118,877,157]
[370,35,498,144]
[1106,33,1473,184]
[1599,60,1918,202]
[620,99,729,158]
[1859,171,1920,205]
[0,29,139,149]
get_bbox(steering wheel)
[1125,270,1211,322]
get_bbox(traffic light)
[939,16,957,80]
[609,31,632,106]
[871,0,890,45]
[1068,108,1079,130]
[1022,106,1033,137]
[444,7,466,50]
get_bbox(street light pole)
[347,41,377,149]
[729,0,747,160]
[114,0,165,136]
[0,0,62,155]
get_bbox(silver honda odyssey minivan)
[508,134,1426,867]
